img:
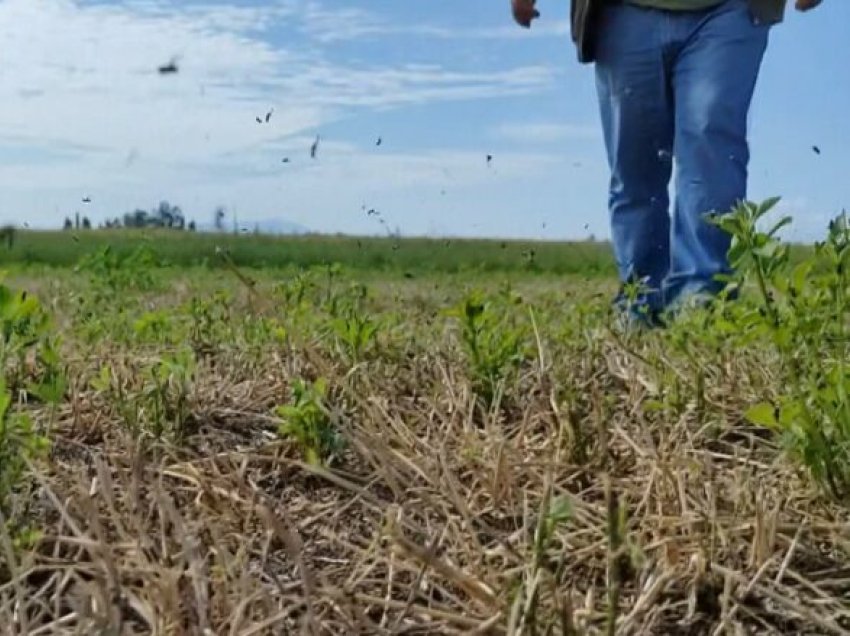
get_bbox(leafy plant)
[508,489,575,634]
[534,494,573,572]
[712,200,850,501]
[450,293,527,408]
[133,309,175,344]
[187,292,231,355]
[325,280,368,318]
[27,336,68,407]
[0,380,49,538]
[521,248,538,271]
[276,378,343,466]
[145,350,195,443]
[0,280,63,547]
[330,309,380,363]
[0,282,67,403]
[76,244,161,292]
[90,362,139,437]
[91,350,195,444]
[275,271,316,309]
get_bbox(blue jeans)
[595,0,769,313]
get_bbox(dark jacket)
[571,0,787,63]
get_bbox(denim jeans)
[594,0,770,313]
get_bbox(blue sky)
[0,0,847,240]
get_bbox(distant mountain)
[197,218,310,235]
[251,218,311,235]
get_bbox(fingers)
[516,8,540,27]
[795,0,822,12]
[512,0,539,28]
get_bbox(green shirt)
[623,0,786,22]
[627,0,725,9]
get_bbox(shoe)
[662,291,717,323]
[613,305,667,333]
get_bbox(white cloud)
[0,0,556,162]
[0,0,576,233]
[766,196,820,241]
[297,2,570,43]
[493,122,600,144]
[141,147,599,238]
[0,0,307,162]
[298,2,386,43]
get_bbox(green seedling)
[509,489,575,635]
[145,350,195,443]
[133,309,175,344]
[91,351,195,444]
[276,378,343,466]
[0,380,49,540]
[0,282,67,404]
[330,308,380,363]
[76,244,161,292]
[712,200,850,502]
[188,292,232,355]
[449,293,528,408]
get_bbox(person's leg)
[665,0,770,308]
[594,3,674,316]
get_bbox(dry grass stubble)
[1,277,850,635]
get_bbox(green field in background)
[0,230,618,276]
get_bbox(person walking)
[511,0,822,324]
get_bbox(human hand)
[796,0,822,12]
[512,0,540,28]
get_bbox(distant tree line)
[63,201,197,232]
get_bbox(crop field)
[1,200,850,635]
[0,230,616,276]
